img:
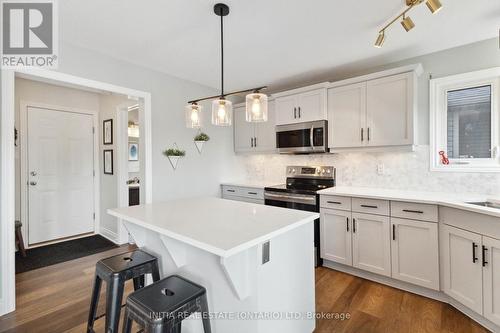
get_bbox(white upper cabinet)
[327,68,418,151]
[233,101,276,154]
[366,72,415,147]
[274,86,327,125]
[328,82,366,148]
[442,224,483,314]
[254,100,276,152]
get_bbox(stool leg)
[151,260,161,282]
[15,227,27,258]
[87,275,102,333]
[133,275,145,291]
[199,294,211,333]
[122,307,133,333]
[105,276,125,333]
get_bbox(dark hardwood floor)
[0,247,489,333]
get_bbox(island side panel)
[122,219,315,333]
[256,221,316,333]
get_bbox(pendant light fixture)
[374,0,443,48]
[185,3,268,127]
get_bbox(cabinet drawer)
[240,187,264,200]
[222,185,264,200]
[391,201,438,222]
[352,198,389,216]
[320,195,351,211]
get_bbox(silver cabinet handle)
[310,125,314,149]
[29,181,37,186]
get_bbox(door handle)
[30,171,37,176]
[392,224,396,241]
[361,128,364,142]
[251,138,254,147]
[29,181,37,186]
[294,107,297,119]
[254,137,257,147]
[367,127,370,141]
[298,106,301,118]
[346,217,349,232]
[360,204,378,209]
[472,242,478,263]
[482,246,488,267]
[352,218,356,233]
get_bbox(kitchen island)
[108,197,319,333]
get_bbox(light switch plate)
[262,241,270,264]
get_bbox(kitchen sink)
[467,201,500,209]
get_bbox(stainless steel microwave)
[276,120,328,154]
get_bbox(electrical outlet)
[377,164,385,175]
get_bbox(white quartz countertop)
[221,181,272,189]
[108,197,318,257]
[318,186,500,218]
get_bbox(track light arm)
[378,0,421,33]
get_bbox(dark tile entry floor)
[15,235,118,274]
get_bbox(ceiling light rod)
[378,0,421,33]
[188,86,267,104]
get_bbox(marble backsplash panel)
[236,145,500,196]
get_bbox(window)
[430,68,500,172]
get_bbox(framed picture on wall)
[104,150,114,175]
[103,119,113,145]
[129,143,139,161]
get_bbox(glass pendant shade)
[211,98,232,126]
[245,93,268,122]
[185,103,202,128]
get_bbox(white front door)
[27,107,95,244]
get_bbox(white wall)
[57,42,245,202]
[237,38,500,195]
[98,94,132,237]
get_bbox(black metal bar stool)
[122,275,211,333]
[87,249,161,333]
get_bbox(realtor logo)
[1,0,58,68]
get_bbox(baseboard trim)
[98,227,119,245]
[322,260,500,332]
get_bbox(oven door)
[276,120,328,154]
[264,191,322,267]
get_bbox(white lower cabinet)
[351,212,391,277]
[442,225,483,314]
[483,236,500,326]
[320,209,352,266]
[390,218,439,290]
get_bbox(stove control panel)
[286,166,335,179]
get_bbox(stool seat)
[98,249,158,277]
[123,275,211,333]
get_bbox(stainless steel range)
[264,166,335,267]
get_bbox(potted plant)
[163,146,186,170]
[194,132,210,153]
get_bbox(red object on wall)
[439,151,450,165]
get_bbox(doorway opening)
[1,69,152,315]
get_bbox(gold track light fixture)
[374,0,443,48]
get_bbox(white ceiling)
[61,0,499,92]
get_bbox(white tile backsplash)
[237,145,500,196]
